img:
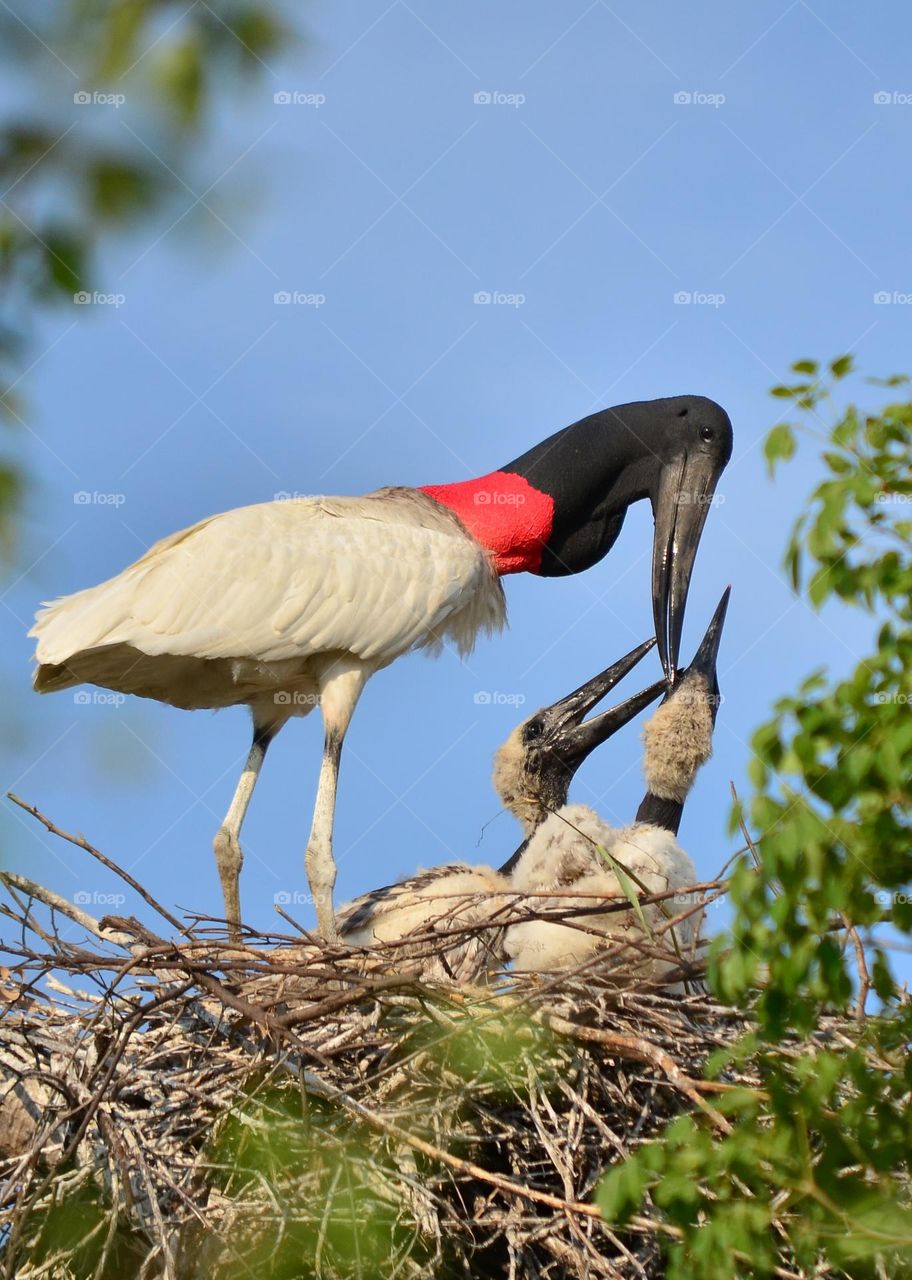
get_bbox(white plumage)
[33,492,503,691]
[503,804,701,978]
[502,674,720,984]
[337,864,512,983]
[31,489,506,938]
[502,593,728,982]
[319,636,662,983]
[264,865,511,986]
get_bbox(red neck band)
[420,471,554,575]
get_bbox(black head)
[501,395,733,678]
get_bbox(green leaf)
[764,423,796,476]
[155,39,205,127]
[89,158,157,223]
[596,1155,649,1223]
[830,354,854,379]
[232,9,287,63]
[792,359,818,375]
[41,227,87,295]
[872,950,894,1001]
[822,451,852,475]
[594,843,656,941]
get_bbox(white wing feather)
[32,492,505,674]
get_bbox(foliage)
[598,358,912,1277]
[0,0,298,546]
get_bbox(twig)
[7,793,188,936]
[730,782,765,876]
[0,872,135,947]
[542,1014,732,1135]
[839,912,870,1024]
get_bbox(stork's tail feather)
[33,663,81,694]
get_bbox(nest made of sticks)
[0,802,866,1280]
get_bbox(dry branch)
[0,798,875,1279]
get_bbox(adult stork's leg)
[307,658,371,942]
[213,720,281,938]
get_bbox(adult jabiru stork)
[30,396,732,940]
[334,637,663,981]
[503,589,729,980]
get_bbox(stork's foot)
[213,825,243,940]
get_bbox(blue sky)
[2,1,910,945]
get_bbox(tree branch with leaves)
[599,357,912,1279]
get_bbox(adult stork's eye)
[700,425,715,442]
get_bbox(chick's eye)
[524,720,543,741]
[700,425,715,442]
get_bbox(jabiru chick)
[333,639,665,982]
[503,589,729,980]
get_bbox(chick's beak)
[543,637,664,770]
[651,451,725,681]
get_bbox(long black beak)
[678,586,730,723]
[651,452,725,682]
[544,637,665,771]
[497,639,664,877]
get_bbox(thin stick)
[839,912,870,1024]
[0,872,134,947]
[7,793,188,935]
[543,1014,732,1135]
[730,782,765,875]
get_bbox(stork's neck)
[420,471,555,575]
[498,835,529,877]
[422,406,657,577]
[634,791,684,837]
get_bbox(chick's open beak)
[544,637,664,771]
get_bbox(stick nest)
[0,810,862,1280]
